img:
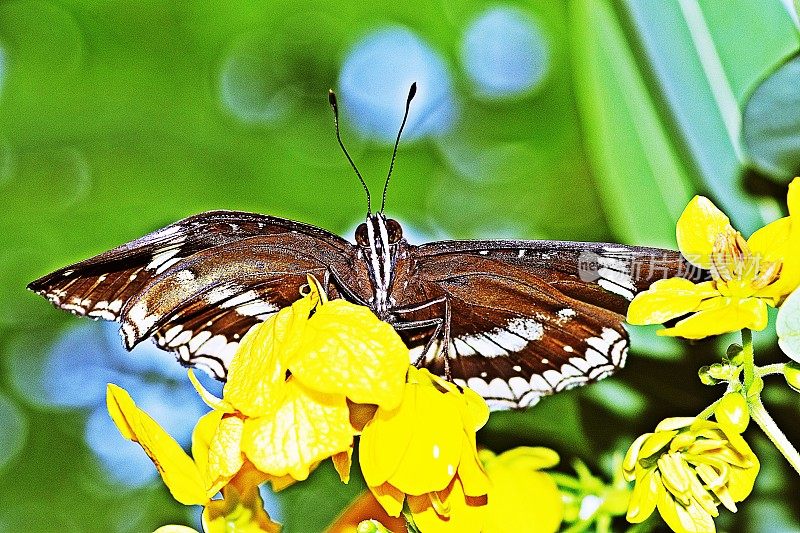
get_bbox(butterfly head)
[355,213,404,315]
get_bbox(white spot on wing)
[459,334,508,358]
[164,325,183,343]
[147,248,181,271]
[507,318,544,341]
[585,349,608,367]
[154,257,182,274]
[126,303,158,342]
[529,374,551,393]
[598,279,635,300]
[206,286,236,304]
[542,369,563,387]
[235,300,278,317]
[176,270,196,282]
[508,376,529,397]
[466,377,490,397]
[557,308,576,320]
[188,331,212,353]
[487,378,513,400]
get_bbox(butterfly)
[28,84,701,410]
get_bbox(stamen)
[752,259,783,290]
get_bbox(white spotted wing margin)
[27,210,352,380]
[402,240,696,410]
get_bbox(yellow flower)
[479,447,563,533]
[192,275,410,483]
[108,275,410,531]
[106,384,281,532]
[359,367,490,532]
[622,417,759,533]
[628,177,800,338]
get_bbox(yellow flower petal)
[224,313,290,418]
[483,446,559,472]
[481,448,562,533]
[656,481,716,533]
[365,377,465,495]
[359,383,416,488]
[407,477,485,533]
[660,297,768,339]
[207,415,246,488]
[192,410,224,494]
[456,436,489,497]
[746,216,791,261]
[627,279,718,325]
[154,527,200,533]
[241,378,353,480]
[623,433,653,479]
[189,370,233,413]
[106,384,208,505]
[387,387,463,494]
[789,177,800,216]
[454,376,490,433]
[626,468,659,523]
[676,196,732,269]
[370,482,406,518]
[286,299,409,410]
[332,446,353,484]
[748,178,800,297]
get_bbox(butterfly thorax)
[353,213,406,318]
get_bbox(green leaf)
[482,393,589,451]
[570,0,695,247]
[777,286,800,362]
[571,0,800,242]
[743,56,800,182]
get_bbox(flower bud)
[784,362,800,392]
[714,393,749,433]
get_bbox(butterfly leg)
[326,266,369,306]
[393,317,443,368]
[392,298,453,381]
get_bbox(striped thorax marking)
[363,213,395,317]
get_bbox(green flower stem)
[755,363,786,377]
[697,398,722,420]
[741,328,755,390]
[749,396,800,476]
[550,473,583,490]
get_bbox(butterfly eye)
[386,219,403,244]
[355,223,370,247]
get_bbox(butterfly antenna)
[380,82,417,213]
[329,89,371,215]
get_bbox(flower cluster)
[623,415,759,533]
[628,177,800,338]
[621,180,800,532]
[106,276,567,532]
[107,276,411,530]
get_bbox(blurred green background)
[1,1,800,531]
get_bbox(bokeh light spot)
[0,391,27,472]
[84,407,158,487]
[219,37,292,125]
[461,6,549,98]
[339,27,456,141]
